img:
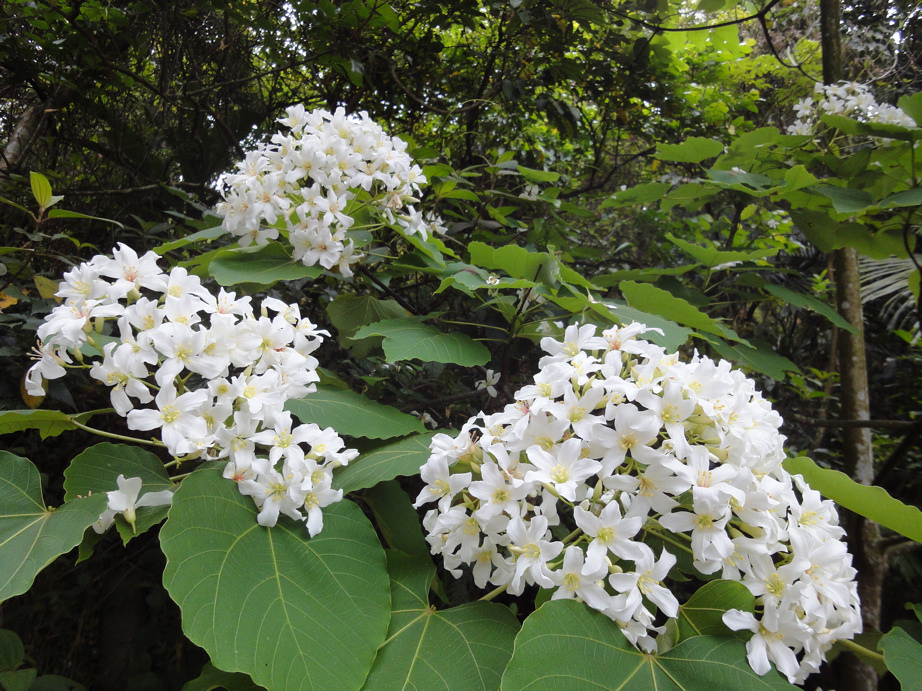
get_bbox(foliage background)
[1,0,922,689]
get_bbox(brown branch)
[382,55,500,116]
[608,0,784,33]
[358,264,419,315]
[757,11,821,83]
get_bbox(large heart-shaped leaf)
[362,552,519,690]
[63,443,173,544]
[500,599,793,690]
[333,432,436,493]
[0,452,107,604]
[160,465,390,691]
[286,385,426,439]
[677,580,755,642]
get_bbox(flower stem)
[478,583,508,602]
[642,525,695,556]
[839,638,886,664]
[70,419,165,447]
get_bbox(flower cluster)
[416,322,861,683]
[788,81,915,135]
[215,105,446,276]
[26,243,356,535]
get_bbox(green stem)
[478,583,508,602]
[561,527,583,545]
[643,525,695,556]
[70,419,165,447]
[839,638,886,664]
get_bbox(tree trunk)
[0,85,74,180]
[820,1,884,688]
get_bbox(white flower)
[93,475,173,534]
[476,369,501,397]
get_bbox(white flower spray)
[416,322,862,683]
[26,243,356,536]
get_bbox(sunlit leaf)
[160,465,390,691]
[783,456,922,543]
[762,284,857,334]
[656,137,724,163]
[667,233,778,268]
[362,552,519,690]
[619,281,742,341]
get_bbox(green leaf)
[667,234,778,268]
[154,225,226,254]
[208,242,323,287]
[821,114,922,142]
[707,169,773,191]
[600,182,672,209]
[286,385,426,439]
[469,242,559,285]
[790,209,910,259]
[363,552,519,690]
[619,281,741,341]
[63,443,173,544]
[500,599,793,690]
[603,302,693,351]
[0,410,78,439]
[677,580,755,643]
[516,165,560,183]
[181,661,263,691]
[326,295,410,357]
[160,465,390,691]
[0,668,36,691]
[656,137,724,163]
[334,432,436,493]
[783,456,922,543]
[879,625,922,690]
[363,481,429,556]
[46,209,125,228]
[593,266,698,288]
[762,284,858,334]
[0,630,24,671]
[898,92,922,127]
[695,0,729,12]
[27,676,86,691]
[0,452,108,604]
[782,165,819,191]
[710,339,800,380]
[815,186,874,214]
[352,317,490,366]
[879,187,922,208]
[30,172,52,208]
